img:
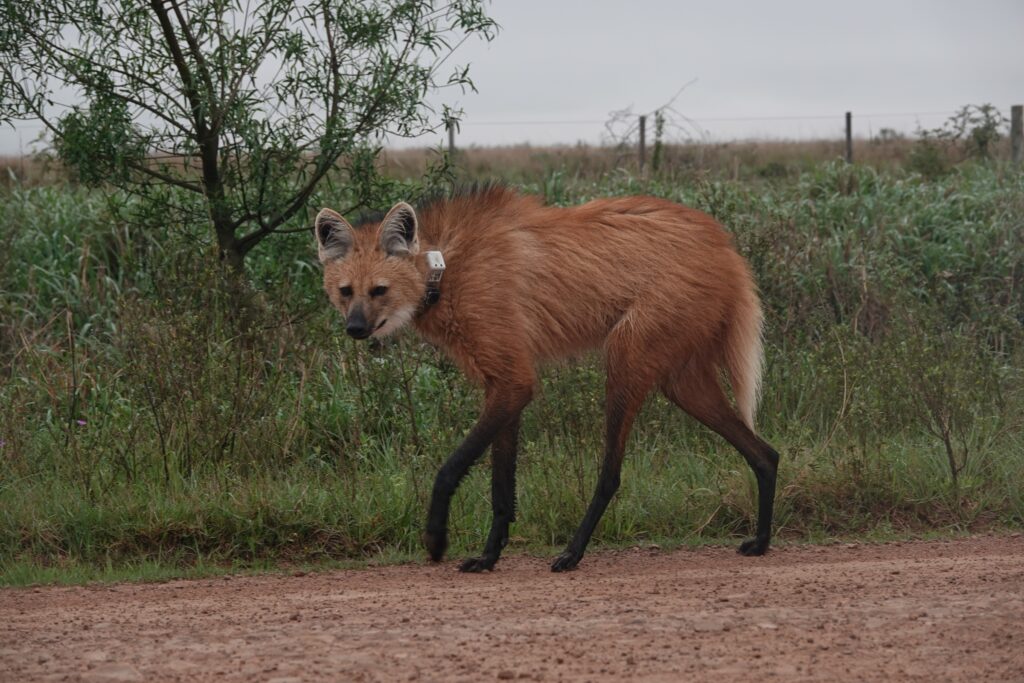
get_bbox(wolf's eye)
[339,285,353,297]
[370,285,388,298]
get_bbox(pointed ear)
[377,202,419,257]
[315,208,354,263]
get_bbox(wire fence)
[443,109,1015,150]
[461,110,962,125]
[2,107,1019,157]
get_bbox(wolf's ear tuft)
[315,208,354,263]
[378,202,419,257]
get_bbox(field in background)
[3,134,1012,188]
[382,136,1014,181]
[1,142,1022,585]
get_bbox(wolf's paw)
[550,551,582,572]
[738,536,770,556]
[422,529,448,562]
[458,555,498,573]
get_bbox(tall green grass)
[1,161,1022,584]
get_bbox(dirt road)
[2,536,1022,682]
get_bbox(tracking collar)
[422,250,445,309]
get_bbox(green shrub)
[2,160,1022,581]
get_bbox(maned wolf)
[315,185,779,572]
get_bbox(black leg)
[661,371,779,557]
[551,389,643,572]
[550,453,621,572]
[460,416,520,572]
[689,411,778,556]
[423,385,531,564]
[735,438,778,556]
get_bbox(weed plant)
[1,159,1022,583]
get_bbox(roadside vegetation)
[1,140,1022,585]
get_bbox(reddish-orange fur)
[316,186,778,572]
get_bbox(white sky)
[424,0,1024,147]
[2,0,1022,153]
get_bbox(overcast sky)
[427,0,1024,147]
[2,0,1022,153]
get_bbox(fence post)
[845,111,853,163]
[1012,105,1023,164]
[639,114,647,173]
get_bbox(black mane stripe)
[415,180,510,215]
[352,181,511,230]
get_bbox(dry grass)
[381,136,1011,182]
[0,154,66,187]
[6,136,1010,188]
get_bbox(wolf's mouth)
[373,319,388,333]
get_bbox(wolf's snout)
[345,308,370,339]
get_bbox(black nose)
[345,306,370,340]
[346,321,370,339]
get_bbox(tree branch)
[217,9,290,129]
[149,0,208,138]
[127,160,204,193]
[168,0,217,123]
[15,20,194,133]
[237,9,427,254]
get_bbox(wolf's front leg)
[459,416,521,572]
[424,384,532,563]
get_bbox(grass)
[1,150,1022,586]
[379,135,1013,184]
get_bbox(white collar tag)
[423,251,445,307]
[424,250,445,284]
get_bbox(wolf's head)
[315,202,426,340]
